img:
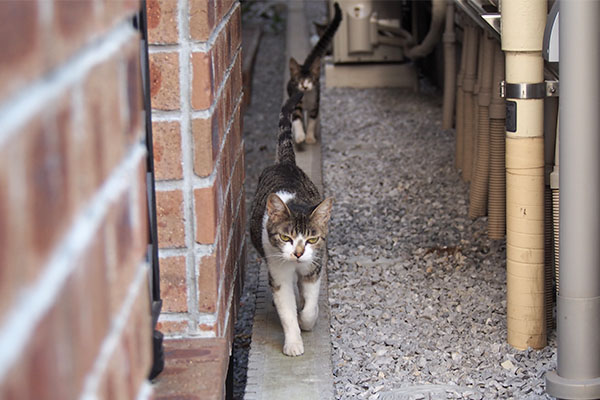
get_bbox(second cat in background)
[286,2,342,144]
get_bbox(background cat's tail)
[301,2,342,74]
[276,91,304,164]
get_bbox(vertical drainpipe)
[455,23,469,170]
[546,0,600,398]
[461,24,479,182]
[469,33,495,219]
[487,44,505,240]
[501,0,547,350]
[442,1,455,131]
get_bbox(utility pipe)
[487,43,505,239]
[550,125,559,294]
[406,0,446,60]
[455,22,469,170]
[501,0,546,350]
[546,0,600,397]
[543,98,559,332]
[461,24,479,182]
[469,33,494,219]
[442,1,456,130]
[471,30,485,169]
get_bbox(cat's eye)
[279,234,292,242]
[306,237,319,244]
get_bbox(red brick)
[192,116,218,177]
[104,192,140,316]
[85,57,126,181]
[212,32,226,89]
[191,51,214,110]
[231,145,244,207]
[50,0,95,68]
[26,295,78,400]
[0,348,31,400]
[98,281,152,400]
[0,135,25,319]
[102,337,132,400]
[150,52,180,111]
[194,185,218,244]
[198,322,218,335]
[0,1,43,103]
[124,39,144,143]
[147,0,179,44]
[65,234,110,395]
[156,189,186,248]
[104,0,140,29]
[66,90,102,218]
[231,52,243,104]
[25,107,72,279]
[221,189,233,244]
[152,121,183,180]
[189,0,215,42]
[126,282,153,393]
[217,278,229,337]
[197,252,218,313]
[156,319,189,335]
[160,256,188,312]
[153,338,228,399]
[215,0,235,23]
[229,6,242,57]
[219,130,232,186]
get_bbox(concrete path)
[244,1,335,399]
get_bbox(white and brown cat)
[250,92,333,356]
[286,2,342,145]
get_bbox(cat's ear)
[310,197,333,226]
[267,193,291,223]
[309,59,321,77]
[289,57,301,76]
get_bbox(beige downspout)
[471,31,485,174]
[469,33,495,219]
[455,24,469,170]
[502,0,547,350]
[442,1,456,130]
[461,24,479,182]
[488,44,505,239]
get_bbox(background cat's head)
[289,57,320,92]
[265,193,333,263]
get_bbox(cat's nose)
[294,250,303,259]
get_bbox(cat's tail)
[301,2,342,74]
[276,91,304,164]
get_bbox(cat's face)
[266,193,333,263]
[289,57,320,93]
[297,77,314,92]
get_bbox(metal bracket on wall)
[500,80,559,99]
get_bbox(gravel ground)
[235,2,557,399]
[320,77,557,400]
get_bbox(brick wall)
[149,0,245,351]
[0,1,153,399]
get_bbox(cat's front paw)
[283,340,304,357]
[292,119,306,144]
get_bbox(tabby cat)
[287,2,342,145]
[250,92,334,356]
